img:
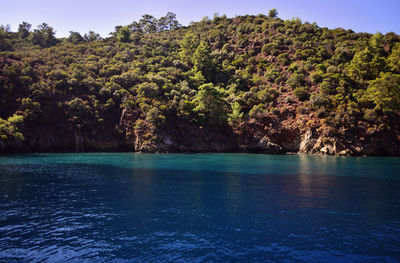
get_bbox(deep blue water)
[0,153,399,262]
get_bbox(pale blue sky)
[1,0,399,37]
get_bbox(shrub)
[293,87,310,101]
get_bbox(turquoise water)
[0,153,399,262]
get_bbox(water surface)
[0,153,399,262]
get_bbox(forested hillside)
[1,10,400,155]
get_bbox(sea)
[0,153,399,262]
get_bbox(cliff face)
[128,125,400,156]
[1,122,399,157]
[117,109,400,156]
[0,123,125,154]
[1,107,399,156]
[297,129,400,156]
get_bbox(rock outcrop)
[1,109,399,156]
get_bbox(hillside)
[1,11,400,155]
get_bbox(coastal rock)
[299,130,317,153]
[252,136,284,153]
[1,106,399,156]
[311,137,336,155]
[338,149,353,156]
[163,136,173,146]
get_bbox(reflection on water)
[297,155,337,208]
[0,153,400,262]
[224,173,243,216]
[130,168,155,210]
[1,168,24,200]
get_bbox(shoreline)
[1,149,398,157]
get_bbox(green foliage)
[193,83,228,126]
[137,82,159,98]
[268,9,278,19]
[30,23,58,47]
[277,53,291,66]
[21,98,41,120]
[249,104,265,118]
[139,14,158,33]
[293,87,310,101]
[18,22,31,39]
[117,26,131,43]
[68,98,94,129]
[179,32,200,64]
[0,114,24,144]
[262,43,279,56]
[158,12,182,31]
[310,71,323,84]
[146,107,165,125]
[7,114,24,125]
[363,108,378,122]
[68,31,84,44]
[369,33,385,56]
[128,12,181,33]
[363,72,400,112]
[286,72,305,89]
[0,25,13,51]
[228,102,243,124]
[348,47,386,81]
[256,85,278,103]
[388,43,400,73]
[84,31,101,42]
[311,93,332,109]
[193,41,215,79]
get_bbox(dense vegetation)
[1,10,400,155]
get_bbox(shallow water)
[0,153,399,262]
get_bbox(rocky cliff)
[118,108,400,156]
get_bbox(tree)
[84,31,101,42]
[0,24,11,32]
[286,72,305,89]
[112,25,122,37]
[179,32,200,64]
[21,98,41,120]
[128,21,143,33]
[268,8,278,19]
[228,101,243,124]
[117,26,131,42]
[68,31,84,44]
[158,12,181,31]
[137,82,159,98]
[68,98,94,129]
[18,21,31,39]
[0,114,24,144]
[348,47,386,81]
[30,23,58,47]
[388,43,400,73]
[369,32,385,56]
[164,12,181,30]
[193,83,228,126]
[363,72,400,112]
[139,14,157,33]
[293,87,310,101]
[0,25,12,51]
[146,107,165,125]
[193,40,215,80]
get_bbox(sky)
[1,0,399,38]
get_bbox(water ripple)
[1,154,400,262]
